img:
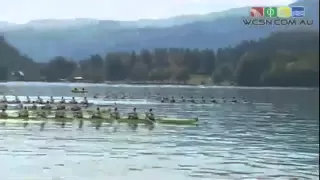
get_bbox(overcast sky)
[1,0,295,24]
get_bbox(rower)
[222,97,226,103]
[42,101,52,110]
[170,97,175,103]
[181,96,185,102]
[0,96,7,103]
[72,104,83,118]
[0,109,8,118]
[211,97,217,103]
[92,107,102,119]
[74,109,83,118]
[81,97,88,105]
[120,94,126,99]
[231,97,237,103]
[70,104,81,111]
[1,102,8,110]
[93,94,99,99]
[17,102,23,109]
[59,97,66,103]
[146,109,155,121]
[37,96,44,104]
[69,97,77,104]
[160,97,165,103]
[55,108,66,118]
[49,96,55,103]
[18,107,29,118]
[190,96,195,103]
[201,97,205,103]
[30,102,37,110]
[14,96,21,103]
[128,107,138,119]
[26,96,31,103]
[57,102,66,110]
[242,97,247,103]
[111,107,120,119]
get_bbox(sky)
[1,0,295,24]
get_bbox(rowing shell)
[0,116,199,125]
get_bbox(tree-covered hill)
[0,30,318,87]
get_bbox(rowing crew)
[161,96,244,103]
[93,93,127,99]
[0,107,155,121]
[0,96,89,105]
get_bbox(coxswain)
[69,97,77,104]
[92,107,102,118]
[0,96,7,103]
[146,109,155,121]
[231,97,237,103]
[14,96,21,103]
[19,107,29,118]
[190,96,195,103]
[49,96,55,103]
[59,97,65,103]
[181,96,185,102]
[0,109,8,118]
[128,107,138,119]
[170,97,175,103]
[201,97,205,103]
[111,107,120,119]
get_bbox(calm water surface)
[0,82,318,180]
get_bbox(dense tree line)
[0,30,318,87]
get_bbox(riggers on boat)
[71,88,88,93]
[0,116,199,125]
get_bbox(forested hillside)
[0,31,318,87]
[2,0,318,60]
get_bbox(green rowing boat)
[0,116,198,125]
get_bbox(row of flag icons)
[250,6,305,18]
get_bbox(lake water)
[0,82,318,180]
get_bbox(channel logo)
[250,6,305,18]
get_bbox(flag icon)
[250,7,264,17]
[277,6,292,18]
[292,6,305,17]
